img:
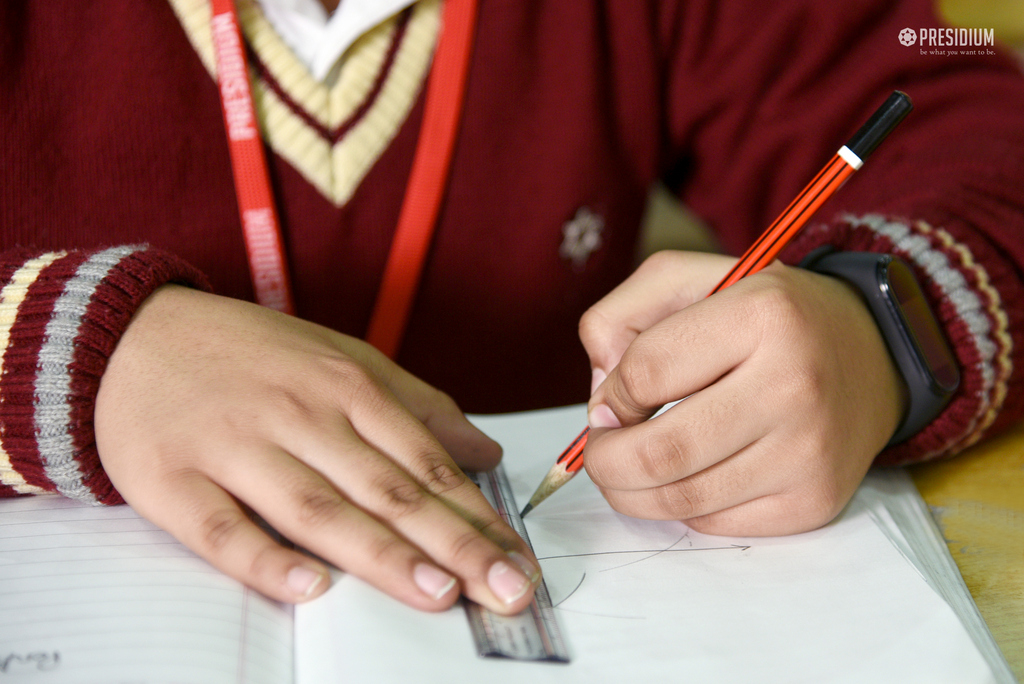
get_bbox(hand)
[578,251,907,536]
[95,286,540,613]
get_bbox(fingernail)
[590,368,607,395]
[589,403,622,429]
[413,563,457,601]
[287,566,325,599]
[508,551,541,584]
[488,559,531,605]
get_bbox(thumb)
[587,350,662,430]
[336,333,503,470]
[386,366,503,472]
[580,251,735,395]
[418,392,504,472]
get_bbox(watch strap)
[801,248,960,445]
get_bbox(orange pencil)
[521,91,914,517]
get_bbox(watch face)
[886,259,960,394]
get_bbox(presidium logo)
[899,27,997,55]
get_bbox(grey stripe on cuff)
[35,246,141,503]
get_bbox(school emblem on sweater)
[560,207,604,268]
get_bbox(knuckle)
[445,528,488,566]
[293,487,347,528]
[634,428,695,483]
[319,356,387,407]
[640,250,683,276]
[199,508,247,554]
[414,457,468,496]
[367,534,407,567]
[616,351,660,409]
[655,479,704,520]
[320,354,371,383]
[475,516,514,546]
[475,517,531,562]
[375,476,430,519]
[599,487,647,519]
[684,513,729,536]
[578,306,610,348]
[246,542,281,581]
[262,386,319,430]
[749,275,806,336]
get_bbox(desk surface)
[910,423,1024,681]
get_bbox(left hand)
[95,286,541,613]
[578,251,907,536]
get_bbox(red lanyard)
[209,0,478,357]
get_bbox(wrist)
[0,247,210,504]
[801,248,960,445]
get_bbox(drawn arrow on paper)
[536,544,751,562]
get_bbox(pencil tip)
[520,503,533,518]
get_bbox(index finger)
[579,251,734,381]
[339,378,536,561]
[588,275,763,428]
[331,334,504,472]
[275,353,542,604]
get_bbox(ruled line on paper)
[0,496,294,683]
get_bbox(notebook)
[0,405,1013,683]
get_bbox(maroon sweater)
[2,0,1023,504]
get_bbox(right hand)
[94,286,540,614]
[578,251,905,536]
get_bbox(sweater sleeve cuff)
[0,246,211,505]
[781,214,1023,466]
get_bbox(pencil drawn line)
[552,572,586,608]
[599,533,688,572]
[554,606,645,620]
[537,544,750,562]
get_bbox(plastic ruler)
[465,466,570,663]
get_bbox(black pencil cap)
[844,91,913,162]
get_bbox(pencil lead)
[520,503,533,518]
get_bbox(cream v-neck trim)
[258,0,417,81]
[167,0,440,206]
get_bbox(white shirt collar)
[257,0,417,81]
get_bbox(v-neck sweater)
[2,0,1024,502]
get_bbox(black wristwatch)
[801,248,960,445]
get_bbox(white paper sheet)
[0,405,1001,683]
[856,470,1015,682]
[295,404,996,684]
[0,496,292,683]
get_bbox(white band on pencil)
[837,145,864,170]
